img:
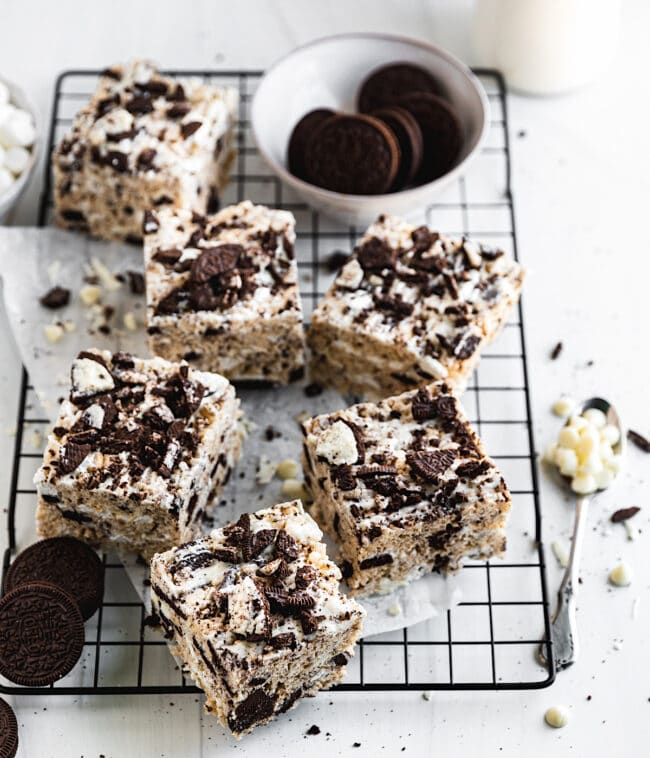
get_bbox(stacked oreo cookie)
[0,537,104,687]
[287,63,462,195]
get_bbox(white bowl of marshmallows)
[0,76,39,222]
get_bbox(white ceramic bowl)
[252,33,489,225]
[0,77,40,223]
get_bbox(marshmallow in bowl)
[0,83,35,197]
[544,403,621,495]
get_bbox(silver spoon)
[538,397,624,671]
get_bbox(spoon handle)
[540,495,590,671]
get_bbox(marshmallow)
[4,145,29,175]
[609,562,633,587]
[0,166,14,194]
[0,111,35,148]
[552,396,575,418]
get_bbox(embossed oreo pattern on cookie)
[357,62,443,113]
[0,582,84,687]
[4,537,104,621]
[0,697,19,758]
[305,114,400,195]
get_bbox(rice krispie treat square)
[302,382,511,595]
[150,500,365,737]
[34,350,242,559]
[309,214,525,399]
[53,60,237,243]
[144,200,305,383]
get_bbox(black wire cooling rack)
[0,68,555,695]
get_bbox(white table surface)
[1,1,649,755]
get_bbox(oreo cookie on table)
[287,108,335,181]
[0,697,18,758]
[395,92,462,183]
[358,62,443,113]
[371,106,423,190]
[0,582,84,687]
[3,536,104,620]
[305,113,400,195]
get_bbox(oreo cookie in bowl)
[252,34,488,225]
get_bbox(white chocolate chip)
[582,407,607,429]
[552,396,575,418]
[276,459,299,480]
[551,541,569,569]
[337,259,364,289]
[609,562,633,587]
[91,257,122,291]
[600,424,620,446]
[315,420,358,466]
[558,426,580,450]
[71,356,115,396]
[555,448,578,477]
[79,284,102,306]
[571,472,597,495]
[543,442,558,464]
[281,478,307,500]
[44,323,65,343]
[123,311,137,331]
[544,706,569,728]
[4,145,30,175]
[387,602,401,617]
[256,455,277,485]
[417,354,448,380]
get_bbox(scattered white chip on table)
[544,705,569,728]
[609,562,633,587]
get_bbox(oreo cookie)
[372,106,423,190]
[305,114,400,195]
[4,537,104,620]
[395,92,462,183]
[287,108,335,181]
[358,63,442,113]
[0,582,84,687]
[0,698,18,758]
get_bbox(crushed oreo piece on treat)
[331,464,356,491]
[359,553,393,570]
[454,333,481,361]
[167,102,192,119]
[610,506,641,523]
[181,121,202,139]
[455,459,491,479]
[275,530,299,562]
[59,441,91,474]
[40,286,70,309]
[268,632,296,650]
[411,388,437,421]
[295,565,318,590]
[190,245,242,282]
[356,236,396,272]
[152,248,183,266]
[406,449,456,481]
[228,689,276,734]
[356,464,397,477]
[627,429,650,452]
[435,395,457,420]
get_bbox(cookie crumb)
[550,341,563,360]
[306,724,321,736]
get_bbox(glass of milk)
[472,0,622,95]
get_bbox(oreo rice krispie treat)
[302,381,511,595]
[309,214,524,399]
[144,200,305,383]
[150,500,365,737]
[53,60,237,243]
[34,350,242,559]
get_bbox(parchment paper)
[0,226,466,638]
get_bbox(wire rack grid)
[0,68,555,696]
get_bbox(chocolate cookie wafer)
[305,114,400,195]
[4,537,104,621]
[0,582,84,687]
[372,106,423,189]
[287,108,335,180]
[396,92,462,183]
[0,698,18,758]
[358,62,442,113]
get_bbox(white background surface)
[1,1,649,755]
